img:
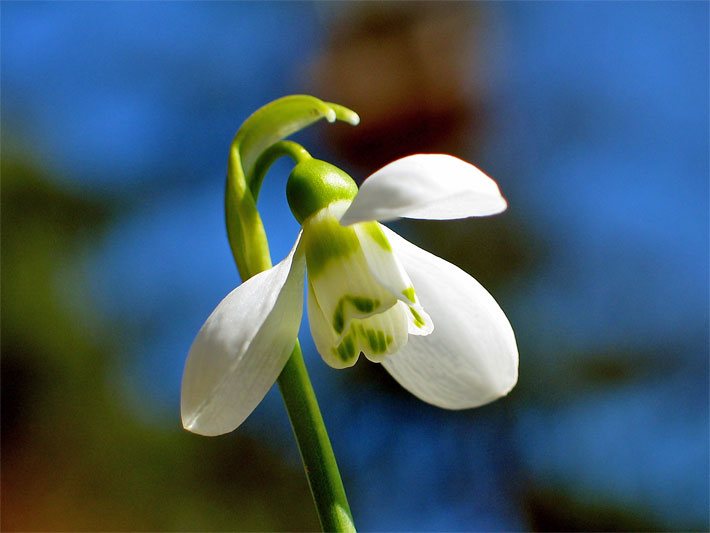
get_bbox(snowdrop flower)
[182,154,518,436]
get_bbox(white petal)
[340,154,507,225]
[353,222,433,336]
[380,227,518,409]
[181,236,306,436]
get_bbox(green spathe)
[287,159,358,224]
[226,95,357,279]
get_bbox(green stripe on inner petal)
[332,320,398,363]
[361,222,392,251]
[363,327,393,355]
[409,306,426,329]
[329,303,408,364]
[334,331,357,362]
[353,222,434,337]
[354,302,408,363]
[308,282,410,369]
[401,286,416,303]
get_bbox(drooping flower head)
[288,158,434,369]
[181,98,518,436]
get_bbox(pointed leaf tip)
[327,102,360,126]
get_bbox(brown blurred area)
[309,2,491,173]
[308,1,533,297]
[308,0,533,280]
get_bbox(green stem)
[228,140,355,532]
[278,342,355,532]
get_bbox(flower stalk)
[277,342,354,532]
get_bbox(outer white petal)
[340,154,507,225]
[380,227,518,409]
[181,236,305,436]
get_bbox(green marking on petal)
[334,318,399,360]
[350,296,379,313]
[304,216,360,278]
[376,330,386,353]
[409,306,426,328]
[356,327,393,355]
[401,287,416,303]
[363,328,383,354]
[332,295,381,334]
[333,301,345,335]
[361,222,392,251]
[333,332,357,362]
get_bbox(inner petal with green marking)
[302,200,433,368]
[303,201,398,333]
[353,222,433,336]
[307,281,409,369]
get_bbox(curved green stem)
[250,141,311,199]
[226,137,354,532]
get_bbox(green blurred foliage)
[1,155,318,531]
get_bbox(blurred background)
[2,2,708,531]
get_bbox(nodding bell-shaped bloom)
[182,154,518,436]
